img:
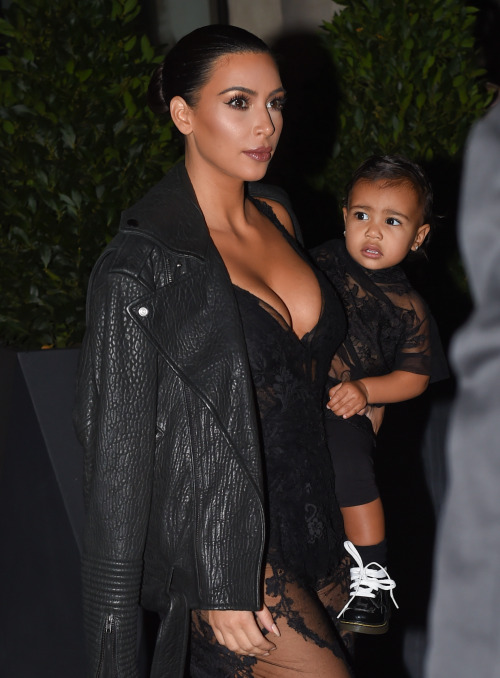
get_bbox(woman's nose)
[255,106,276,136]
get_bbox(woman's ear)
[413,223,430,250]
[170,96,193,135]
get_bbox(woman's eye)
[267,96,286,112]
[226,96,250,109]
[353,211,369,221]
[386,217,402,226]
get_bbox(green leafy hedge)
[0,0,492,348]
[0,0,182,348]
[320,0,492,196]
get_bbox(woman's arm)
[75,265,158,678]
[327,370,430,419]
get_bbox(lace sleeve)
[390,288,432,375]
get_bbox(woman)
[74,25,351,678]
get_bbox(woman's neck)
[185,158,250,235]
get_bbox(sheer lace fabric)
[190,562,353,677]
[189,203,352,676]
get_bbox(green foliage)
[320,0,492,196]
[0,0,182,348]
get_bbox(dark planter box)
[0,348,85,678]
[0,347,452,678]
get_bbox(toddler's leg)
[341,498,385,546]
[325,414,396,634]
[324,412,379,511]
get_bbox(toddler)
[313,155,448,634]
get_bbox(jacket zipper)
[96,613,118,678]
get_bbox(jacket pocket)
[96,613,118,678]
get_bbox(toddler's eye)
[353,211,369,220]
[386,217,402,226]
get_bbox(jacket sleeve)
[74,257,159,678]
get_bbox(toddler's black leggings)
[324,412,379,508]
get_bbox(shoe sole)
[338,619,389,635]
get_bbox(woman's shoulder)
[247,181,303,243]
[253,196,295,237]
[117,162,212,258]
[88,231,164,297]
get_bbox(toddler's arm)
[327,370,429,419]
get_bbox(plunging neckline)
[227,196,324,343]
[232,283,325,344]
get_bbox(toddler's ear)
[413,223,430,250]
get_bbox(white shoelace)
[337,540,399,618]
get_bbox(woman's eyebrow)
[217,86,286,96]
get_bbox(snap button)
[138,306,149,317]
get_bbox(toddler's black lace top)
[312,239,448,389]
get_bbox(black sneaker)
[337,541,398,635]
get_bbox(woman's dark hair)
[148,24,272,116]
[343,154,435,252]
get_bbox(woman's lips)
[243,147,273,162]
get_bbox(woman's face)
[179,51,286,183]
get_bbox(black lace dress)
[189,204,353,677]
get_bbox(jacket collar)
[119,162,211,260]
[119,162,284,260]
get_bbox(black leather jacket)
[73,162,302,678]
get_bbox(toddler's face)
[343,179,430,270]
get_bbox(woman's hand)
[208,605,280,656]
[327,380,369,418]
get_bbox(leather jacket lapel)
[127,249,260,476]
[120,162,211,260]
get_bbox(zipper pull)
[105,613,114,633]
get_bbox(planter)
[0,348,85,678]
